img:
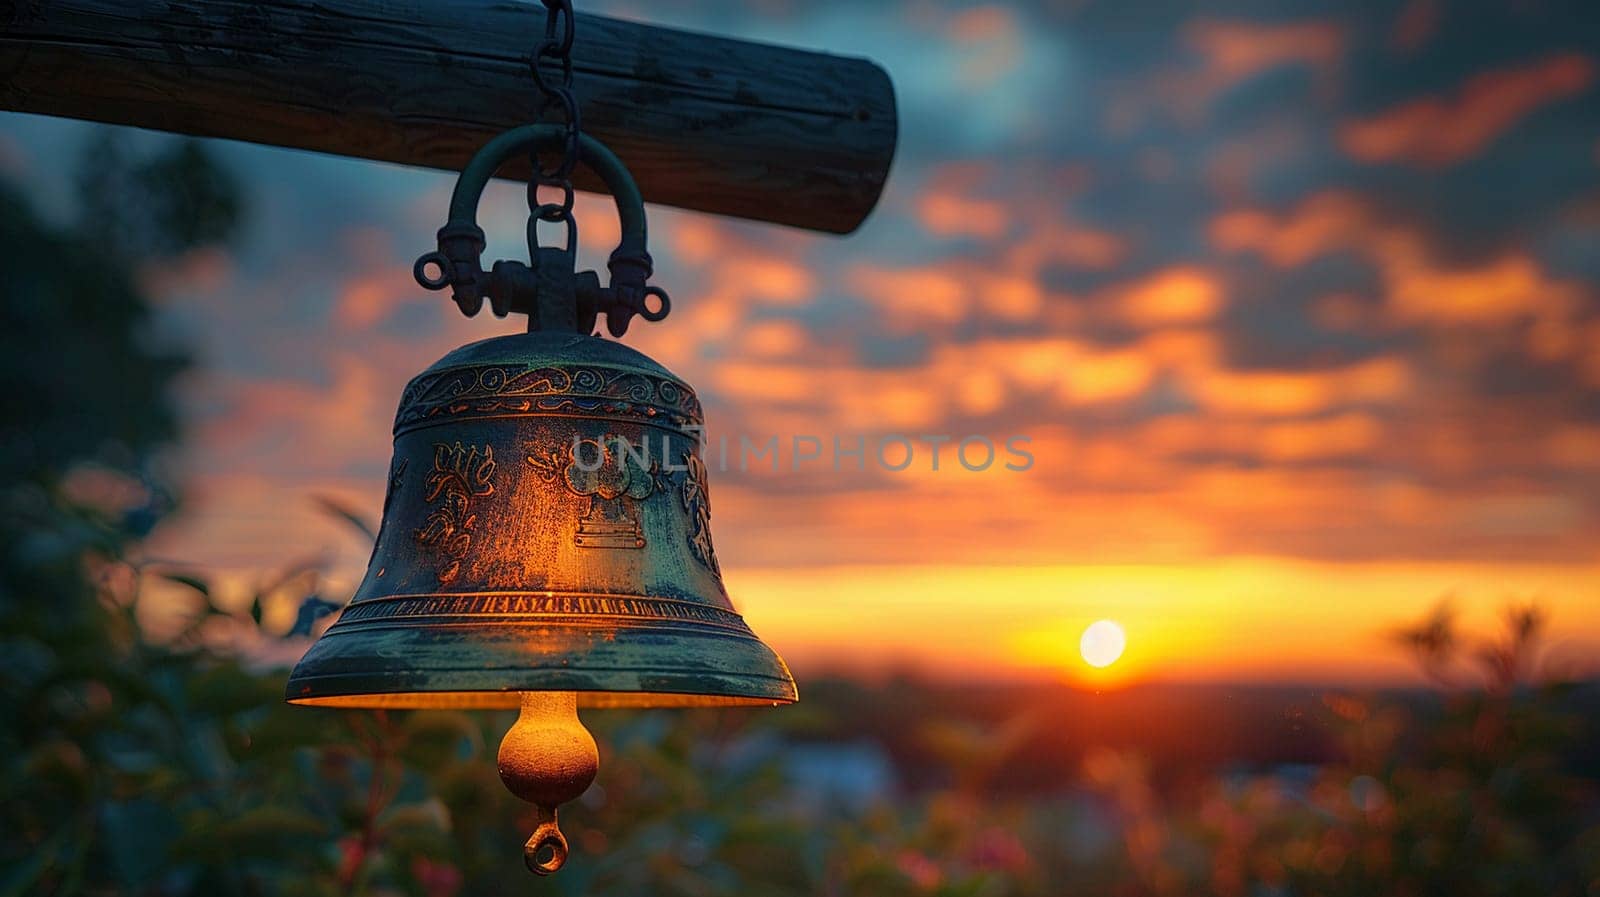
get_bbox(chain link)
[529,0,579,241]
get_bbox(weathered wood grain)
[0,0,897,233]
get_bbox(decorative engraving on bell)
[286,331,797,710]
[563,435,654,549]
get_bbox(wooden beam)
[0,0,897,234]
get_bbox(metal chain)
[529,0,579,242]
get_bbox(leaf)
[100,798,180,885]
[379,801,452,839]
[186,663,281,716]
[0,825,67,897]
[310,494,377,542]
[286,594,343,638]
[234,698,346,757]
[158,571,223,615]
[158,571,209,598]
[258,554,329,597]
[170,806,327,862]
[396,711,479,769]
[249,594,263,626]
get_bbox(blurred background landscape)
[3,0,1599,894]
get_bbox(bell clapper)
[497,691,599,875]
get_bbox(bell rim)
[284,685,797,710]
[285,612,798,708]
[284,670,798,709]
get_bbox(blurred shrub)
[1073,605,1599,897]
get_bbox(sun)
[1079,620,1126,668]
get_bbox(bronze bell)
[286,125,796,874]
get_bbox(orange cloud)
[1386,252,1583,324]
[327,227,426,330]
[846,265,969,324]
[724,257,816,307]
[741,320,809,359]
[1006,219,1127,272]
[620,216,831,373]
[335,269,420,330]
[1211,191,1590,331]
[843,262,1044,326]
[914,161,1126,271]
[1389,0,1439,53]
[1106,18,1343,131]
[1546,424,1600,469]
[1112,267,1225,327]
[1210,191,1366,267]
[846,259,1225,334]
[1140,412,1384,462]
[1186,19,1344,88]
[1186,356,1411,416]
[961,338,1164,406]
[1341,53,1596,166]
[946,5,1025,89]
[918,191,1011,240]
[1059,351,1157,405]
[139,246,234,299]
[913,162,1010,241]
[661,215,724,268]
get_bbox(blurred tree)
[0,130,242,895]
[76,131,245,263]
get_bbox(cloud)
[1184,18,1345,93]
[335,271,414,331]
[917,190,1011,241]
[1141,411,1384,462]
[1340,53,1596,166]
[1111,267,1224,327]
[1211,191,1590,330]
[1112,18,1343,127]
[1210,191,1367,268]
[1386,253,1584,325]
[139,246,235,304]
[1185,355,1412,416]
[945,5,1028,90]
[1389,0,1440,53]
[846,265,970,325]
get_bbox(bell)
[285,124,795,874]
[285,329,797,711]
[285,330,794,710]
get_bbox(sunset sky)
[5,0,1599,686]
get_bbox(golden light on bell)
[286,118,796,875]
